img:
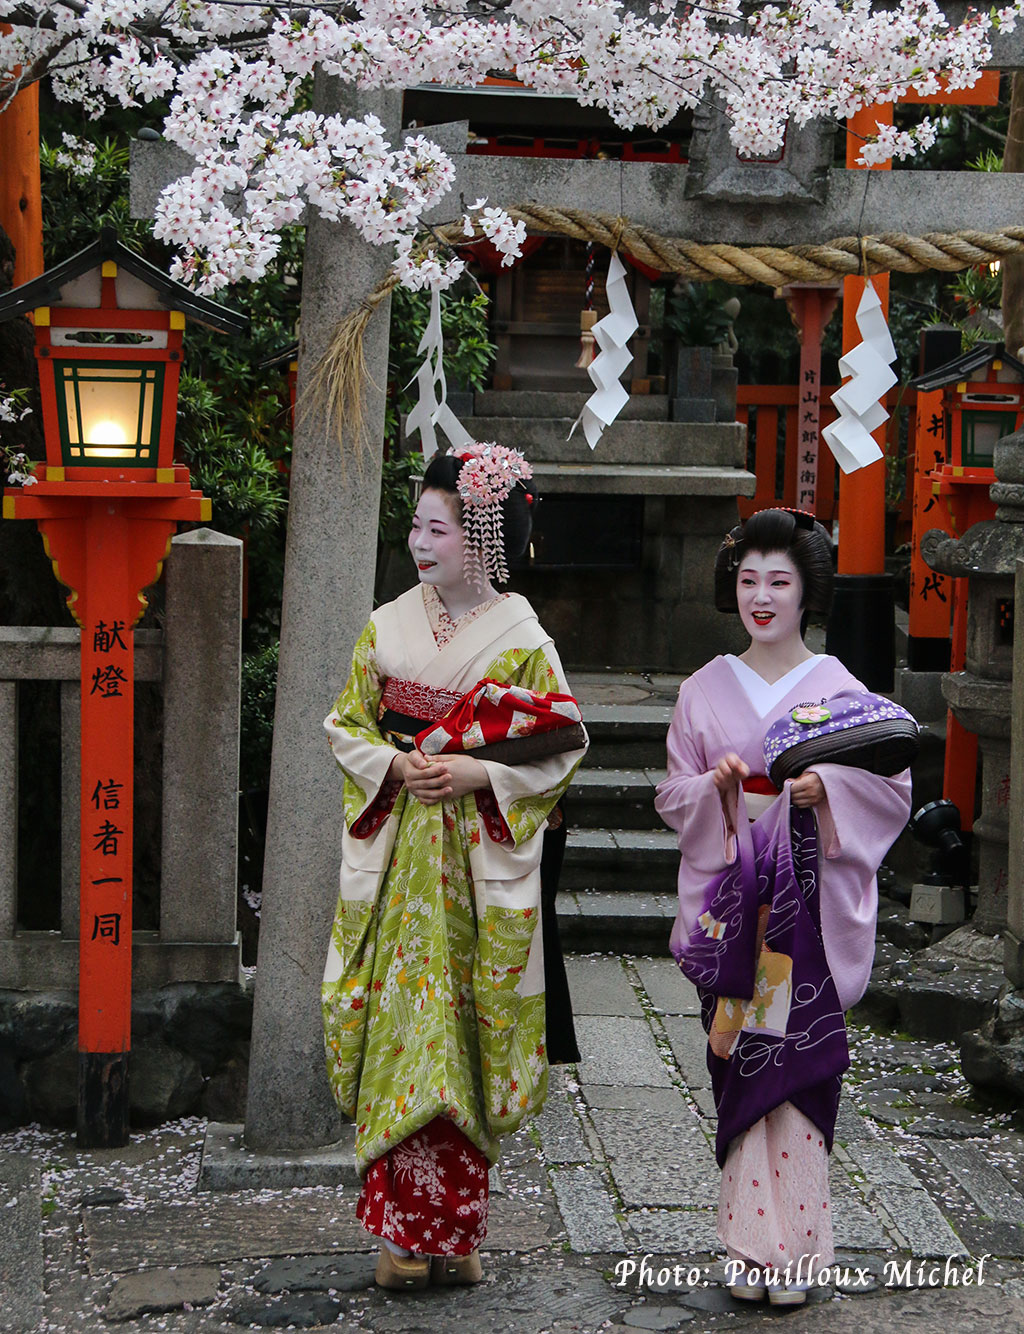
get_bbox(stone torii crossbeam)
[129,45,1024,1159]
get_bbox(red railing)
[736,384,917,528]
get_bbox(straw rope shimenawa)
[305,206,1024,447]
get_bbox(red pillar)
[837,103,892,576]
[824,104,897,690]
[0,39,44,284]
[5,479,208,1147]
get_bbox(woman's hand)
[437,753,489,800]
[400,749,454,804]
[394,749,490,805]
[789,770,826,808]
[712,752,749,796]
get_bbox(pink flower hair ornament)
[447,442,533,589]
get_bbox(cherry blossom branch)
[1,0,1017,289]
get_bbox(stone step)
[475,390,670,421]
[557,888,677,953]
[560,828,678,894]
[533,462,755,496]
[463,415,746,467]
[580,703,673,769]
[569,767,665,829]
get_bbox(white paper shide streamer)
[405,287,474,460]
[821,281,897,474]
[568,252,639,450]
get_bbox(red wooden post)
[0,30,44,286]
[6,484,209,1146]
[780,285,841,516]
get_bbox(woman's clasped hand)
[392,748,487,804]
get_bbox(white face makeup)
[736,550,805,646]
[408,489,466,591]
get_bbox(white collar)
[725,653,824,719]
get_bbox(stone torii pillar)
[242,79,401,1151]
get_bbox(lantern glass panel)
[961,409,1018,467]
[54,362,164,466]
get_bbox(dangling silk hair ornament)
[448,442,533,589]
[405,286,475,460]
[568,250,639,450]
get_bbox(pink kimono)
[655,653,911,1270]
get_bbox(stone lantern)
[920,428,1024,935]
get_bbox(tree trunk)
[244,76,400,1151]
[1001,73,1024,357]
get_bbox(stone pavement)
[4,953,1024,1333]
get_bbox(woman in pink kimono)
[655,508,910,1308]
[322,444,586,1291]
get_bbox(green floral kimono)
[322,586,586,1175]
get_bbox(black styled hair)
[714,508,834,616]
[420,452,538,573]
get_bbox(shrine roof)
[0,228,249,335]
[909,341,1024,391]
[258,342,299,372]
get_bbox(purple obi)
[671,790,849,1166]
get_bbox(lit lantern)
[1,229,248,1150]
[3,226,244,481]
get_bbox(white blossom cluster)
[53,131,98,175]
[0,388,36,486]
[0,0,1015,290]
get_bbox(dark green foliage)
[39,137,151,262]
[240,641,279,800]
[664,281,736,348]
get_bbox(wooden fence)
[736,385,918,529]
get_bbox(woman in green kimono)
[322,443,586,1289]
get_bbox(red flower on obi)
[523,907,533,919]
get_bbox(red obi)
[379,677,463,725]
[353,678,511,843]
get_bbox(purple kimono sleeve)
[655,683,744,940]
[809,761,913,1010]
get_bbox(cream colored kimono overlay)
[322,586,586,1172]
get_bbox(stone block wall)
[0,983,253,1129]
[513,494,748,672]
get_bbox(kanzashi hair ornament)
[754,505,817,530]
[722,529,741,571]
[447,442,533,589]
